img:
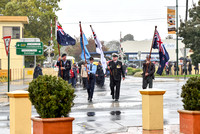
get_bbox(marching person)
[81,63,88,89]
[96,61,105,88]
[33,63,43,79]
[188,62,192,75]
[142,55,155,89]
[86,57,97,102]
[108,53,125,102]
[57,53,71,81]
[69,63,79,88]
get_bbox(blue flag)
[157,44,170,75]
[80,33,91,60]
[56,22,76,46]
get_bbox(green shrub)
[134,72,143,77]
[181,76,200,111]
[28,75,76,118]
[127,67,142,75]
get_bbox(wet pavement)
[0,76,186,134]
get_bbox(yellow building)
[0,16,29,80]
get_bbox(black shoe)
[89,99,92,102]
[115,99,118,102]
[88,97,90,100]
[112,95,114,100]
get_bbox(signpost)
[16,42,43,55]
[3,36,11,92]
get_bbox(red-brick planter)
[31,116,74,134]
[178,110,200,134]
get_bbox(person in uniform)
[86,57,97,102]
[96,61,105,88]
[108,53,125,101]
[33,64,43,79]
[142,55,155,89]
[57,53,71,81]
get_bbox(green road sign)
[16,42,43,55]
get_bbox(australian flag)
[153,30,162,49]
[152,29,170,75]
[56,22,76,46]
[156,44,170,75]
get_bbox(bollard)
[7,90,31,134]
[139,89,166,130]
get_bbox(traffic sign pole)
[3,36,11,93]
[8,49,10,92]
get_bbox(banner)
[167,6,176,34]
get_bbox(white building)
[121,39,190,62]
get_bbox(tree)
[1,0,61,65]
[179,1,200,66]
[65,37,108,61]
[105,41,120,51]
[121,34,134,42]
[0,0,10,13]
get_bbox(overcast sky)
[56,0,199,42]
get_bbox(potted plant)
[28,75,76,134]
[178,76,200,134]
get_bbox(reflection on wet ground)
[0,76,185,134]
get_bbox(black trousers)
[110,77,121,99]
[142,76,153,89]
[82,77,88,89]
[87,74,96,99]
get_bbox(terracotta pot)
[31,116,74,134]
[178,110,200,134]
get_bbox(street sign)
[16,42,43,55]
[3,36,11,56]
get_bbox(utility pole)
[176,0,179,75]
[120,31,124,64]
[184,0,189,79]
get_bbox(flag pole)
[145,26,157,75]
[89,25,112,75]
[149,26,157,59]
[55,17,63,77]
[79,21,89,80]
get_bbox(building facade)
[0,16,29,80]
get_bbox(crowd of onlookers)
[164,62,199,75]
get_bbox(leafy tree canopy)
[1,0,61,64]
[179,1,200,65]
[121,34,134,42]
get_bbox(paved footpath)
[0,76,185,134]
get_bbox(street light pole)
[176,0,179,75]
[184,0,189,79]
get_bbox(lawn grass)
[156,74,200,78]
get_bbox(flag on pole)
[157,44,170,75]
[152,29,170,75]
[153,30,162,49]
[90,26,107,73]
[56,21,76,46]
[80,33,91,60]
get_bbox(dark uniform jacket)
[96,65,104,76]
[57,60,71,80]
[108,61,125,81]
[33,66,43,79]
[142,63,155,78]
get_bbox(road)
[0,76,185,134]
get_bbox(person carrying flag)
[142,55,155,89]
[86,57,97,102]
[57,54,71,81]
[55,19,76,82]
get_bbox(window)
[3,27,20,39]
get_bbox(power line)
[61,18,166,24]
